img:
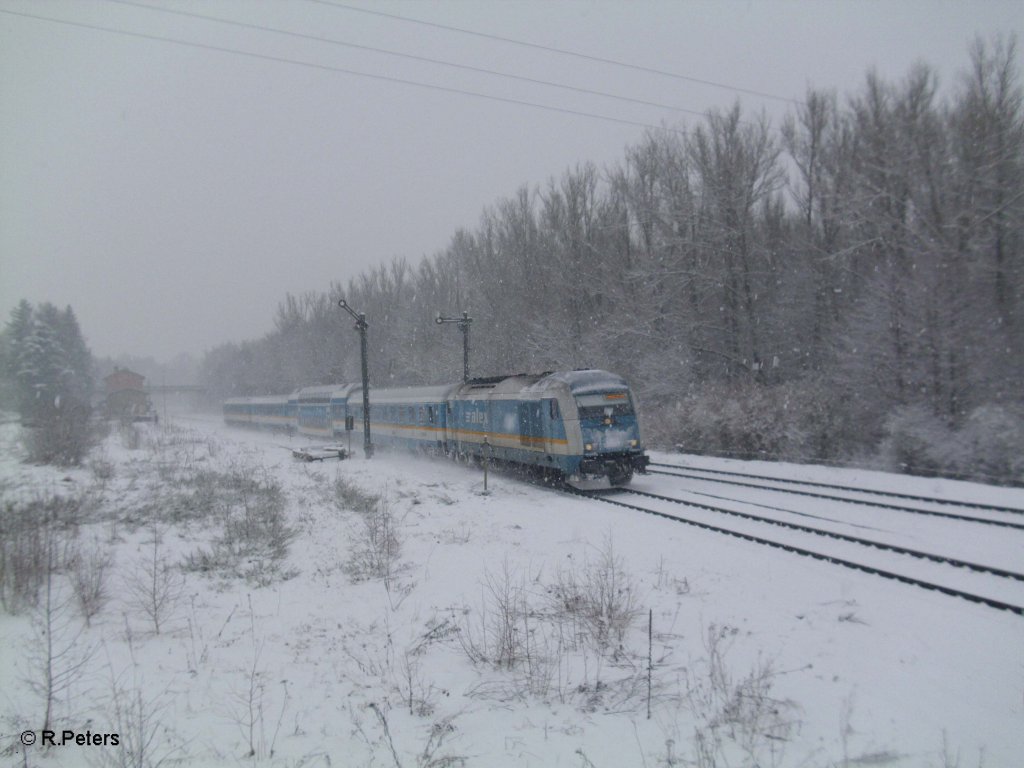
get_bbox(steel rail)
[651,461,1024,515]
[648,468,1024,530]
[565,488,1024,616]
[621,487,1024,582]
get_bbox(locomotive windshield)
[575,392,634,420]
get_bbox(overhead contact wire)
[312,0,804,106]
[105,0,709,118]
[0,8,685,135]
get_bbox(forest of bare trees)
[201,38,1024,482]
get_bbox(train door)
[517,401,542,451]
[427,403,444,452]
[443,401,452,454]
[543,398,560,453]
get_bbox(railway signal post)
[436,310,473,382]
[338,298,374,458]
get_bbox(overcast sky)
[2,0,1021,364]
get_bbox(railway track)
[649,464,1024,530]
[568,487,1024,616]
[651,461,1024,514]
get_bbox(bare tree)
[23,534,95,733]
[68,536,112,626]
[124,531,183,635]
[689,104,786,382]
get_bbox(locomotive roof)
[529,369,629,395]
[455,369,630,398]
[351,384,460,404]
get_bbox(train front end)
[559,371,650,488]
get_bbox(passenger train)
[224,370,649,487]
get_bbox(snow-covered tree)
[2,301,95,465]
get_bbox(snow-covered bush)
[0,501,48,613]
[878,405,952,477]
[952,404,1024,483]
[684,624,795,768]
[344,491,403,585]
[648,378,852,463]
[89,454,115,483]
[68,536,112,626]
[548,537,640,650]
[25,397,96,466]
[0,495,84,614]
[458,560,533,670]
[181,466,296,585]
[458,549,648,709]
[879,403,1024,484]
[333,477,404,586]
[333,475,380,515]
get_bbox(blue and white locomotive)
[224,369,649,487]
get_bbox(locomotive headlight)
[630,439,638,447]
[584,443,593,452]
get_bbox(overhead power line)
[105,0,709,119]
[311,0,804,107]
[0,7,688,135]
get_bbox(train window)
[548,399,560,420]
[428,406,435,423]
[577,403,633,420]
[576,393,634,420]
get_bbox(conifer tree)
[2,301,95,464]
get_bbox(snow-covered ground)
[1,411,1021,767]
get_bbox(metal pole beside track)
[339,298,373,459]
[436,310,473,383]
[483,435,489,492]
[461,310,470,383]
